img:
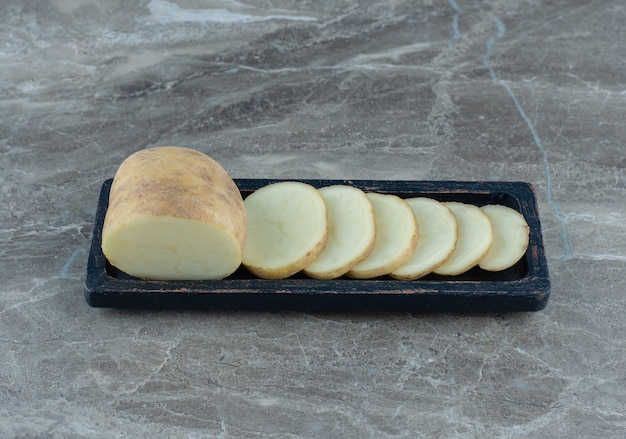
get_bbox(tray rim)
[84,178,551,312]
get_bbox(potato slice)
[304,185,376,279]
[347,193,418,279]
[433,202,493,276]
[390,198,458,280]
[479,204,530,271]
[242,181,327,279]
[101,146,247,280]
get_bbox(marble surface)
[1,0,625,437]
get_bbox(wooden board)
[84,179,550,312]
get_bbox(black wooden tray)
[84,179,550,312]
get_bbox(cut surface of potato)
[479,204,530,271]
[347,193,418,279]
[102,146,246,280]
[304,185,376,279]
[242,181,327,279]
[433,202,493,276]
[103,217,242,280]
[390,198,458,280]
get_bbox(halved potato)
[347,193,418,279]
[479,204,529,271]
[242,181,328,279]
[304,185,376,279]
[101,147,247,280]
[390,198,458,280]
[433,202,493,276]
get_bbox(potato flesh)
[347,193,418,279]
[479,205,530,271]
[102,146,246,280]
[304,185,376,279]
[391,198,458,280]
[103,216,242,280]
[433,202,493,276]
[242,182,327,279]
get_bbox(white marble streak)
[144,0,318,24]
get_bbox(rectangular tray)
[84,179,550,312]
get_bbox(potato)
[433,202,493,276]
[101,146,246,280]
[347,193,418,279]
[242,181,328,279]
[479,204,530,271]
[390,197,458,280]
[304,185,376,280]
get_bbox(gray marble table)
[1,1,624,437]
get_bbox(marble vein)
[447,0,463,46]
[481,16,573,259]
[58,248,86,278]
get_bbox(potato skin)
[102,146,246,274]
